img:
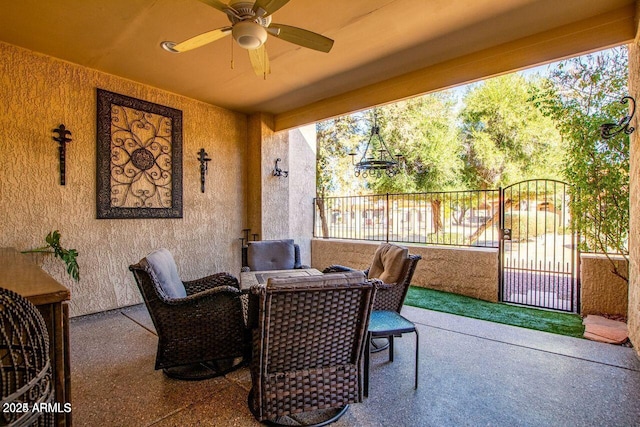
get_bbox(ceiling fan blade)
[172,27,232,52]
[270,23,334,53]
[196,0,234,14]
[253,0,290,17]
[248,45,271,78]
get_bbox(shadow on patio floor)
[70,304,640,426]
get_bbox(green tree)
[460,74,565,189]
[369,93,463,194]
[532,47,629,281]
[365,94,463,233]
[316,115,361,236]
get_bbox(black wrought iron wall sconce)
[52,124,72,185]
[600,96,636,139]
[273,158,288,178]
[197,148,211,193]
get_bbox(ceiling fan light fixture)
[232,21,267,50]
[160,41,178,53]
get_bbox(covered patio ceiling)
[0,0,636,130]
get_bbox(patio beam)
[274,4,636,131]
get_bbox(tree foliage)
[460,74,565,189]
[315,48,629,264]
[316,114,361,197]
[315,115,362,237]
[532,47,629,280]
[316,94,464,234]
[367,94,463,194]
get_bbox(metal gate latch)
[501,228,512,240]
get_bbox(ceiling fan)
[161,0,334,77]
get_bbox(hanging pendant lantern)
[349,110,403,178]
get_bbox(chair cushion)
[145,248,186,299]
[247,240,295,271]
[367,243,409,284]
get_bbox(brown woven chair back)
[372,253,422,312]
[324,249,422,314]
[249,272,376,422]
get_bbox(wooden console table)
[0,247,72,427]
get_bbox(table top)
[239,268,323,291]
[0,247,71,305]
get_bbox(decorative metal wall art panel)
[96,89,183,219]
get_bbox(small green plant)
[23,230,79,281]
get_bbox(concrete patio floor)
[69,304,640,426]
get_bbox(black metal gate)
[499,180,579,312]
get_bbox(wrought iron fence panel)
[315,179,583,313]
[314,189,500,248]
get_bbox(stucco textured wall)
[243,115,315,264]
[629,38,640,356]
[311,239,499,302]
[288,125,316,266]
[261,115,290,240]
[0,42,247,317]
[580,254,629,317]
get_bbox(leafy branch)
[22,230,80,281]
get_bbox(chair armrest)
[166,284,243,305]
[156,285,248,342]
[183,272,239,295]
[368,278,392,290]
[246,285,268,330]
[323,265,359,273]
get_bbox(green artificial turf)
[404,286,585,338]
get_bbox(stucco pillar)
[245,113,266,239]
[628,20,640,355]
[245,113,288,239]
[287,125,317,266]
[245,115,316,264]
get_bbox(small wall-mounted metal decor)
[52,124,72,185]
[600,96,636,139]
[197,148,211,193]
[272,158,288,177]
[96,89,183,219]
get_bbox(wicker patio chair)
[248,271,376,425]
[129,248,249,380]
[323,243,422,351]
[323,243,421,312]
[0,287,54,426]
[241,239,309,272]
